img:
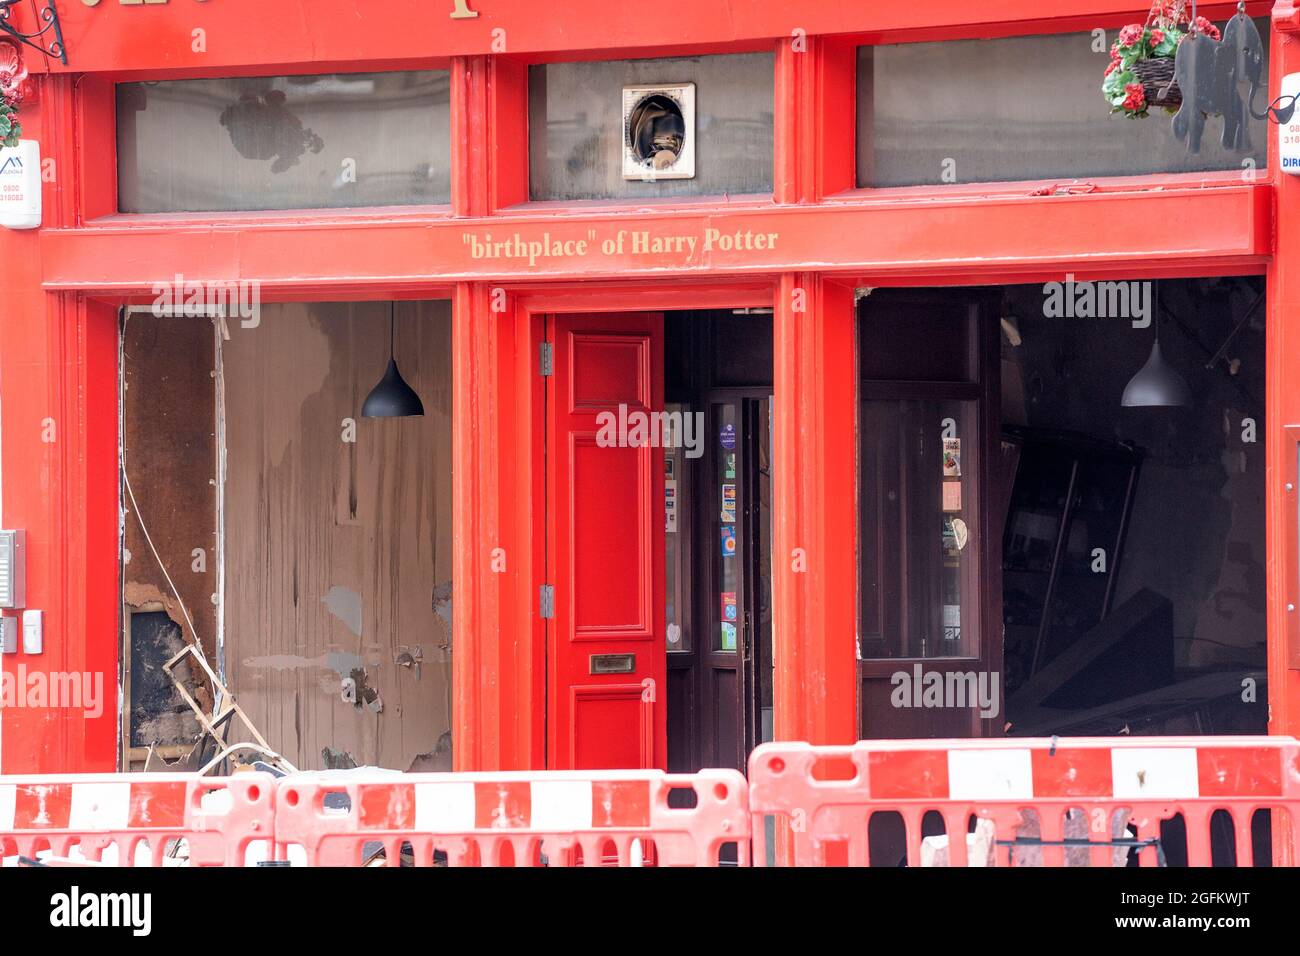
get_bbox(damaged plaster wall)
[221,301,453,770]
[121,312,219,764]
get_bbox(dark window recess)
[117,71,451,213]
[856,20,1270,188]
[858,304,975,382]
[528,54,774,201]
[128,611,203,751]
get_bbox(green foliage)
[0,101,19,149]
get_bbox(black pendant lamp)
[361,302,424,418]
[1121,287,1190,408]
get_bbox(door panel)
[701,399,745,770]
[683,392,773,772]
[547,313,666,769]
[857,294,1002,739]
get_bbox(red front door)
[546,312,667,769]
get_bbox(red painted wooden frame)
[1,0,1297,781]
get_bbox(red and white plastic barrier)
[273,768,750,866]
[747,738,1300,866]
[0,773,278,867]
[4,737,1299,867]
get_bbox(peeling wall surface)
[122,312,220,656]
[122,313,220,762]
[222,301,453,770]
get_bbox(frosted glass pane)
[858,23,1270,187]
[118,71,451,213]
[529,53,773,201]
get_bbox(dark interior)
[664,310,774,776]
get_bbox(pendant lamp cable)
[1154,280,1160,343]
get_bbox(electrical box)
[0,530,25,609]
[622,84,695,181]
[0,617,16,654]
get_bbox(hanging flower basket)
[0,39,26,149]
[1102,1,1221,119]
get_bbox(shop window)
[528,53,774,201]
[121,300,454,771]
[856,21,1270,188]
[859,397,982,662]
[117,71,451,213]
[856,279,1267,743]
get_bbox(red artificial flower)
[1104,60,1119,77]
[1194,16,1221,41]
[1118,24,1145,48]
[1150,28,1165,46]
[1123,81,1147,112]
[0,69,19,107]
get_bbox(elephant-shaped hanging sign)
[1172,4,1265,153]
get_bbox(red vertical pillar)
[770,36,860,747]
[0,72,118,773]
[1267,5,1300,744]
[449,56,541,770]
[451,283,545,772]
[1268,1,1300,866]
[772,274,859,746]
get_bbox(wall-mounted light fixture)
[361,302,424,418]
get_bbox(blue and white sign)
[1281,73,1300,176]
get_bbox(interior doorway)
[663,311,774,774]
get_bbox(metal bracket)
[539,584,555,619]
[539,342,553,376]
[0,0,66,66]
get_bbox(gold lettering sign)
[450,0,479,19]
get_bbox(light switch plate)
[0,616,16,654]
[22,609,42,654]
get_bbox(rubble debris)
[164,643,296,776]
[921,819,997,867]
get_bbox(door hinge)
[539,584,555,619]
[539,342,553,376]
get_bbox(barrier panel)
[0,773,278,867]
[274,768,750,866]
[747,737,1300,867]
[7,739,1299,867]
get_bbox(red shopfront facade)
[0,0,1297,795]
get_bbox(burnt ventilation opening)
[628,93,686,170]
